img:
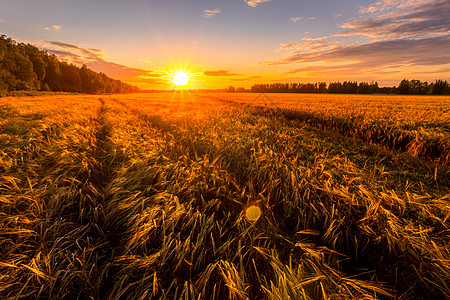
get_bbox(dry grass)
[1,92,449,299]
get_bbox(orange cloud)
[203,70,240,76]
[290,17,303,23]
[270,36,450,66]
[45,25,62,31]
[202,8,221,18]
[245,0,271,7]
[334,0,450,40]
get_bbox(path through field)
[1,93,449,299]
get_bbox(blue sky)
[1,0,449,89]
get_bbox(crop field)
[1,92,449,299]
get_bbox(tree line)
[249,81,380,94]
[247,79,449,95]
[397,79,449,95]
[0,34,139,95]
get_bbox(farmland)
[1,92,450,299]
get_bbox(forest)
[249,79,450,95]
[0,35,139,95]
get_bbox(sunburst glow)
[172,71,190,86]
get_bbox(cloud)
[138,58,153,64]
[231,75,262,81]
[359,0,426,15]
[265,0,450,83]
[245,0,271,7]
[290,17,303,23]
[334,0,450,40]
[298,0,450,41]
[45,25,62,32]
[47,49,82,60]
[203,70,240,76]
[0,19,5,23]
[87,59,164,82]
[269,35,450,69]
[45,41,101,60]
[284,65,357,75]
[277,40,345,52]
[37,40,165,86]
[202,8,221,18]
[334,14,343,18]
[290,16,316,23]
[46,41,80,49]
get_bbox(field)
[1,92,449,299]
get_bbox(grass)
[1,92,449,299]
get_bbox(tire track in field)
[0,97,122,299]
[82,98,134,298]
[40,97,123,298]
[47,97,116,299]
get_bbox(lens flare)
[243,202,262,221]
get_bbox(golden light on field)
[243,202,262,221]
[172,71,190,86]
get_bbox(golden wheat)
[1,92,449,299]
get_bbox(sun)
[172,71,190,86]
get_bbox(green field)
[1,93,449,299]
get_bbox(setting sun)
[172,71,189,86]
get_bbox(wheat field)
[1,92,449,299]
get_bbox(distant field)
[1,93,449,299]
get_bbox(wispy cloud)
[359,0,426,15]
[290,16,316,23]
[290,17,303,23]
[44,25,62,32]
[277,40,345,52]
[46,41,79,49]
[0,19,5,23]
[38,40,165,85]
[266,0,450,82]
[334,13,343,18]
[245,0,271,7]
[138,58,153,64]
[203,70,240,76]
[202,8,221,18]
[45,41,101,60]
[231,75,262,81]
[334,0,450,40]
[271,35,450,66]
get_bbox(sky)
[1,0,449,89]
